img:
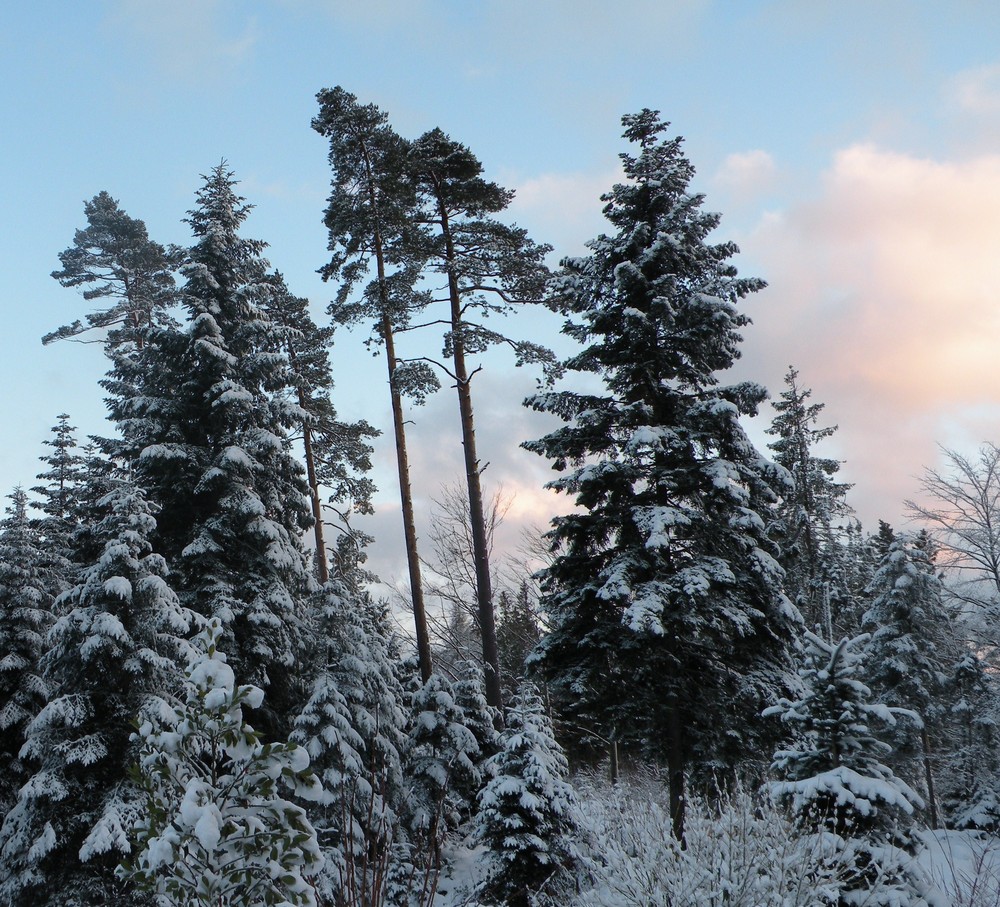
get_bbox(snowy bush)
[565,774,940,907]
[120,619,324,906]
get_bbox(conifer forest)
[3,87,1000,907]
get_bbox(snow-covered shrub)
[920,829,1000,907]
[570,775,869,907]
[121,619,323,906]
[476,684,580,907]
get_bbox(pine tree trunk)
[297,392,329,585]
[383,315,434,684]
[435,191,503,714]
[921,726,939,828]
[359,138,434,684]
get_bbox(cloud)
[104,0,258,82]
[736,143,1000,527]
[948,62,1000,114]
[712,150,777,199]
[505,168,623,259]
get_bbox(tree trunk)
[297,389,329,585]
[383,315,433,684]
[359,137,433,684]
[435,191,503,714]
[666,702,686,844]
[921,726,939,828]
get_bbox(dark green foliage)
[525,111,798,826]
[48,191,181,350]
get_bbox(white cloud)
[949,62,1000,114]
[104,0,258,82]
[712,149,777,198]
[505,168,622,259]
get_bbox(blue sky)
[5,1,1000,582]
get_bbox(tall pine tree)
[525,110,797,839]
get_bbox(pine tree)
[768,632,930,905]
[0,489,58,818]
[314,86,437,684]
[104,164,316,738]
[47,190,181,350]
[263,274,377,585]
[408,128,554,712]
[863,532,955,827]
[0,480,192,906]
[766,366,853,631]
[476,684,580,907]
[123,619,323,907]
[524,110,797,838]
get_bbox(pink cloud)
[736,143,1000,527]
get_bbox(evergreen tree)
[476,684,580,907]
[939,651,1000,830]
[123,619,323,907]
[524,110,797,838]
[403,672,480,856]
[104,164,316,738]
[0,481,192,907]
[0,489,58,818]
[263,275,377,585]
[863,532,955,826]
[496,583,541,704]
[47,190,181,350]
[314,85,437,684]
[409,128,554,712]
[766,366,853,631]
[30,414,87,549]
[768,632,930,905]
[291,584,409,907]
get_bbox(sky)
[5,1,1000,589]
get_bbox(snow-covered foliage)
[476,684,580,906]
[102,164,317,739]
[768,631,934,904]
[569,775,904,907]
[524,109,799,831]
[863,532,957,823]
[404,672,481,849]
[291,584,409,907]
[0,488,57,817]
[766,366,854,633]
[122,619,323,906]
[940,651,1000,831]
[0,480,192,906]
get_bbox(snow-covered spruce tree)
[30,414,88,567]
[122,619,323,907]
[766,366,854,634]
[291,583,410,907]
[0,480,193,907]
[524,109,798,838]
[476,684,580,907]
[403,672,481,857]
[104,165,316,739]
[0,488,59,819]
[767,631,931,905]
[863,532,956,827]
[938,650,1000,830]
